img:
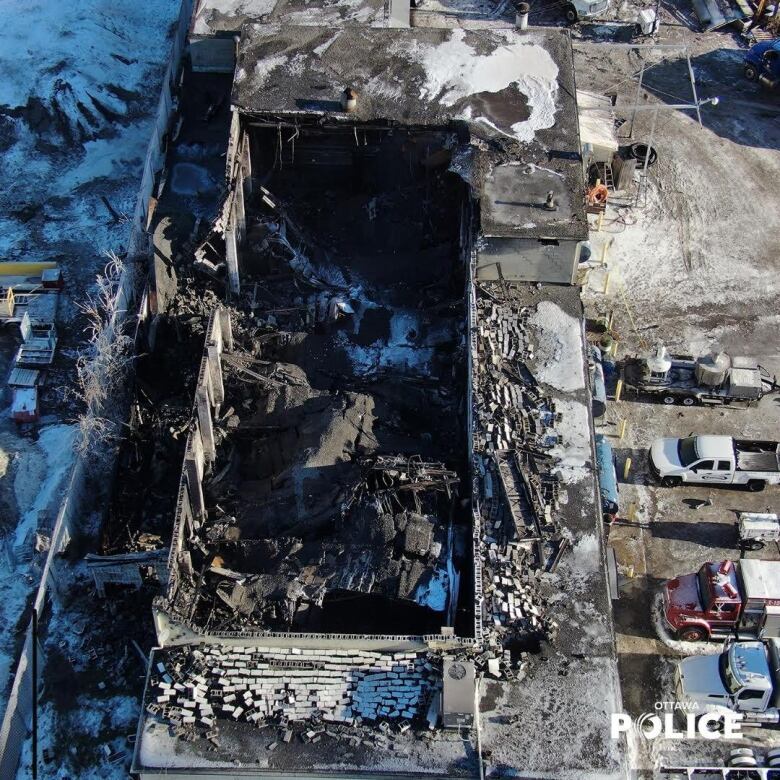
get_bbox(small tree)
[72,252,137,469]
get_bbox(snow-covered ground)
[0,0,180,763]
[0,0,179,290]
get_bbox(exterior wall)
[190,35,236,73]
[475,236,582,285]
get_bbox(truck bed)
[735,440,780,473]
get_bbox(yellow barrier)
[0,261,57,277]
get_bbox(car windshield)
[718,653,740,694]
[678,437,698,467]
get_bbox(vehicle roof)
[739,559,780,600]
[729,642,772,689]
[694,435,733,460]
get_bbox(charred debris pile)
[164,125,475,637]
[473,284,572,666]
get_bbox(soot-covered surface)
[180,125,473,636]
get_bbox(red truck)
[662,559,780,642]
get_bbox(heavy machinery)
[744,40,780,89]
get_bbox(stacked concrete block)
[147,645,439,740]
[472,290,566,650]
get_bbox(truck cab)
[677,641,775,717]
[650,435,735,487]
[663,560,780,642]
[745,40,780,89]
[664,560,742,641]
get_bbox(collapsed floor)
[161,124,474,636]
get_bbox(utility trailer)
[622,343,777,407]
[739,513,780,551]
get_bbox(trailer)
[739,513,780,551]
[621,343,776,407]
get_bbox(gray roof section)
[191,0,389,36]
[232,25,576,136]
[231,24,586,238]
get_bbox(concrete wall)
[475,236,583,285]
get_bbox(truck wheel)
[747,480,766,492]
[661,476,682,488]
[564,4,579,22]
[744,63,759,81]
[743,539,765,551]
[662,395,676,405]
[679,626,707,642]
[681,397,696,407]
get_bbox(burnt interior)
[180,124,474,635]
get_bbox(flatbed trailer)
[622,353,776,407]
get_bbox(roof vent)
[341,87,357,113]
[543,191,558,211]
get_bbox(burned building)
[132,9,623,779]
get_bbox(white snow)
[550,399,591,485]
[313,30,342,57]
[528,301,586,392]
[254,53,289,85]
[413,29,559,143]
[0,0,180,264]
[0,424,76,712]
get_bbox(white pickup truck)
[650,435,780,492]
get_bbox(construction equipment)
[744,40,780,89]
[622,343,777,407]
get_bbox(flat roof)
[740,558,780,601]
[191,0,389,37]
[232,24,586,239]
[479,159,588,240]
[232,26,578,144]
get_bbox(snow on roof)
[191,0,388,36]
[576,89,618,154]
[232,25,576,147]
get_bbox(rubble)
[472,285,575,653]
[146,645,441,739]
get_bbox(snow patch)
[413,29,559,143]
[550,399,591,485]
[413,567,448,611]
[528,301,585,392]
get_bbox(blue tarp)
[595,433,619,519]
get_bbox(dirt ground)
[574,26,780,777]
